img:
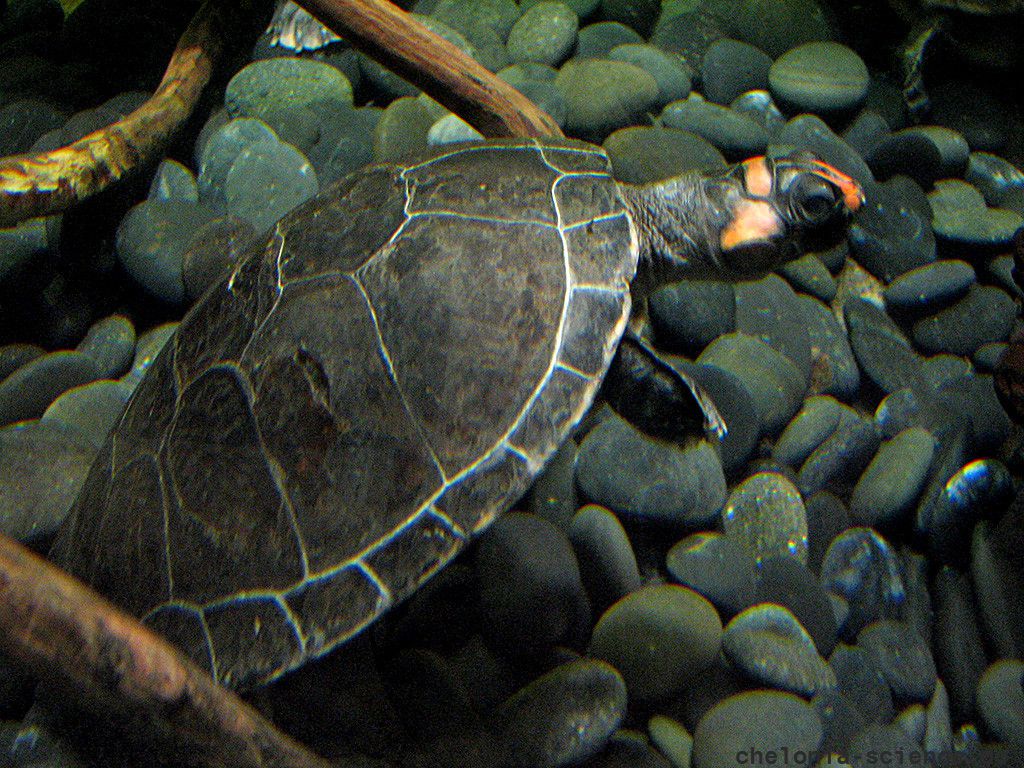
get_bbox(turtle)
[50,138,863,691]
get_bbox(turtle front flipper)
[601,330,726,445]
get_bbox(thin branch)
[295,0,564,140]
[0,0,246,228]
[0,532,333,768]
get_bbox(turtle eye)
[788,174,841,225]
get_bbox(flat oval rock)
[648,280,735,356]
[769,41,869,114]
[692,690,823,768]
[883,260,976,312]
[0,420,98,547]
[576,413,726,527]
[492,658,627,768]
[697,332,806,437]
[475,512,590,658]
[666,532,757,618]
[0,350,101,427]
[41,379,132,449]
[857,620,937,705]
[569,505,642,613]
[723,603,836,696]
[820,528,906,637]
[722,472,808,564]
[588,584,722,704]
[74,314,136,380]
[849,427,936,529]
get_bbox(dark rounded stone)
[608,44,692,107]
[505,1,579,67]
[804,491,850,575]
[589,584,722,703]
[773,395,842,468]
[0,420,97,548]
[965,151,1024,208]
[672,360,759,476]
[602,126,726,184]
[225,56,353,123]
[647,715,693,768]
[727,0,833,58]
[224,140,319,233]
[666,532,757,618]
[0,351,101,427]
[568,505,641,614]
[700,38,772,105]
[970,521,1024,663]
[813,688,868,757]
[148,158,199,203]
[475,512,590,658]
[576,414,726,526]
[722,472,808,564]
[0,344,44,382]
[778,254,837,303]
[975,660,1024,749]
[723,603,835,696]
[42,379,133,449]
[828,644,896,725]
[796,409,880,499]
[196,116,278,207]
[692,690,823,768]
[697,333,806,437]
[849,427,936,530]
[920,459,1014,567]
[795,295,859,401]
[659,95,767,160]
[857,620,937,705]
[847,179,936,283]
[120,322,178,392]
[116,200,216,304]
[648,280,735,356]
[841,109,891,159]
[929,179,1023,250]
[306,106,382,187]
[525,438,578,530]
[757,556,839,657]
[75,314,136,380]
[554,58,660,142]
[845,298,926,395]
[573,21,643,58]
[734,274,811,380]
[492,659,627,767]
[820,528,905,639]
[912,285,1016,357]
[883,260,976,313]
[768,42,869,114]
[0,98,68,156]
[865,130,945,187]
[730,90,786,139]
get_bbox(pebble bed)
[2,0,1024,766]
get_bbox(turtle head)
[709,152,863,278]
[624,151,863,291]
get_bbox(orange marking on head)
[742,157,773,198]
[720,199,783,250]
[811,160,864,212]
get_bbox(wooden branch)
[0,532,333,768]
[0,0,245,228]
[296,0,564,140]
